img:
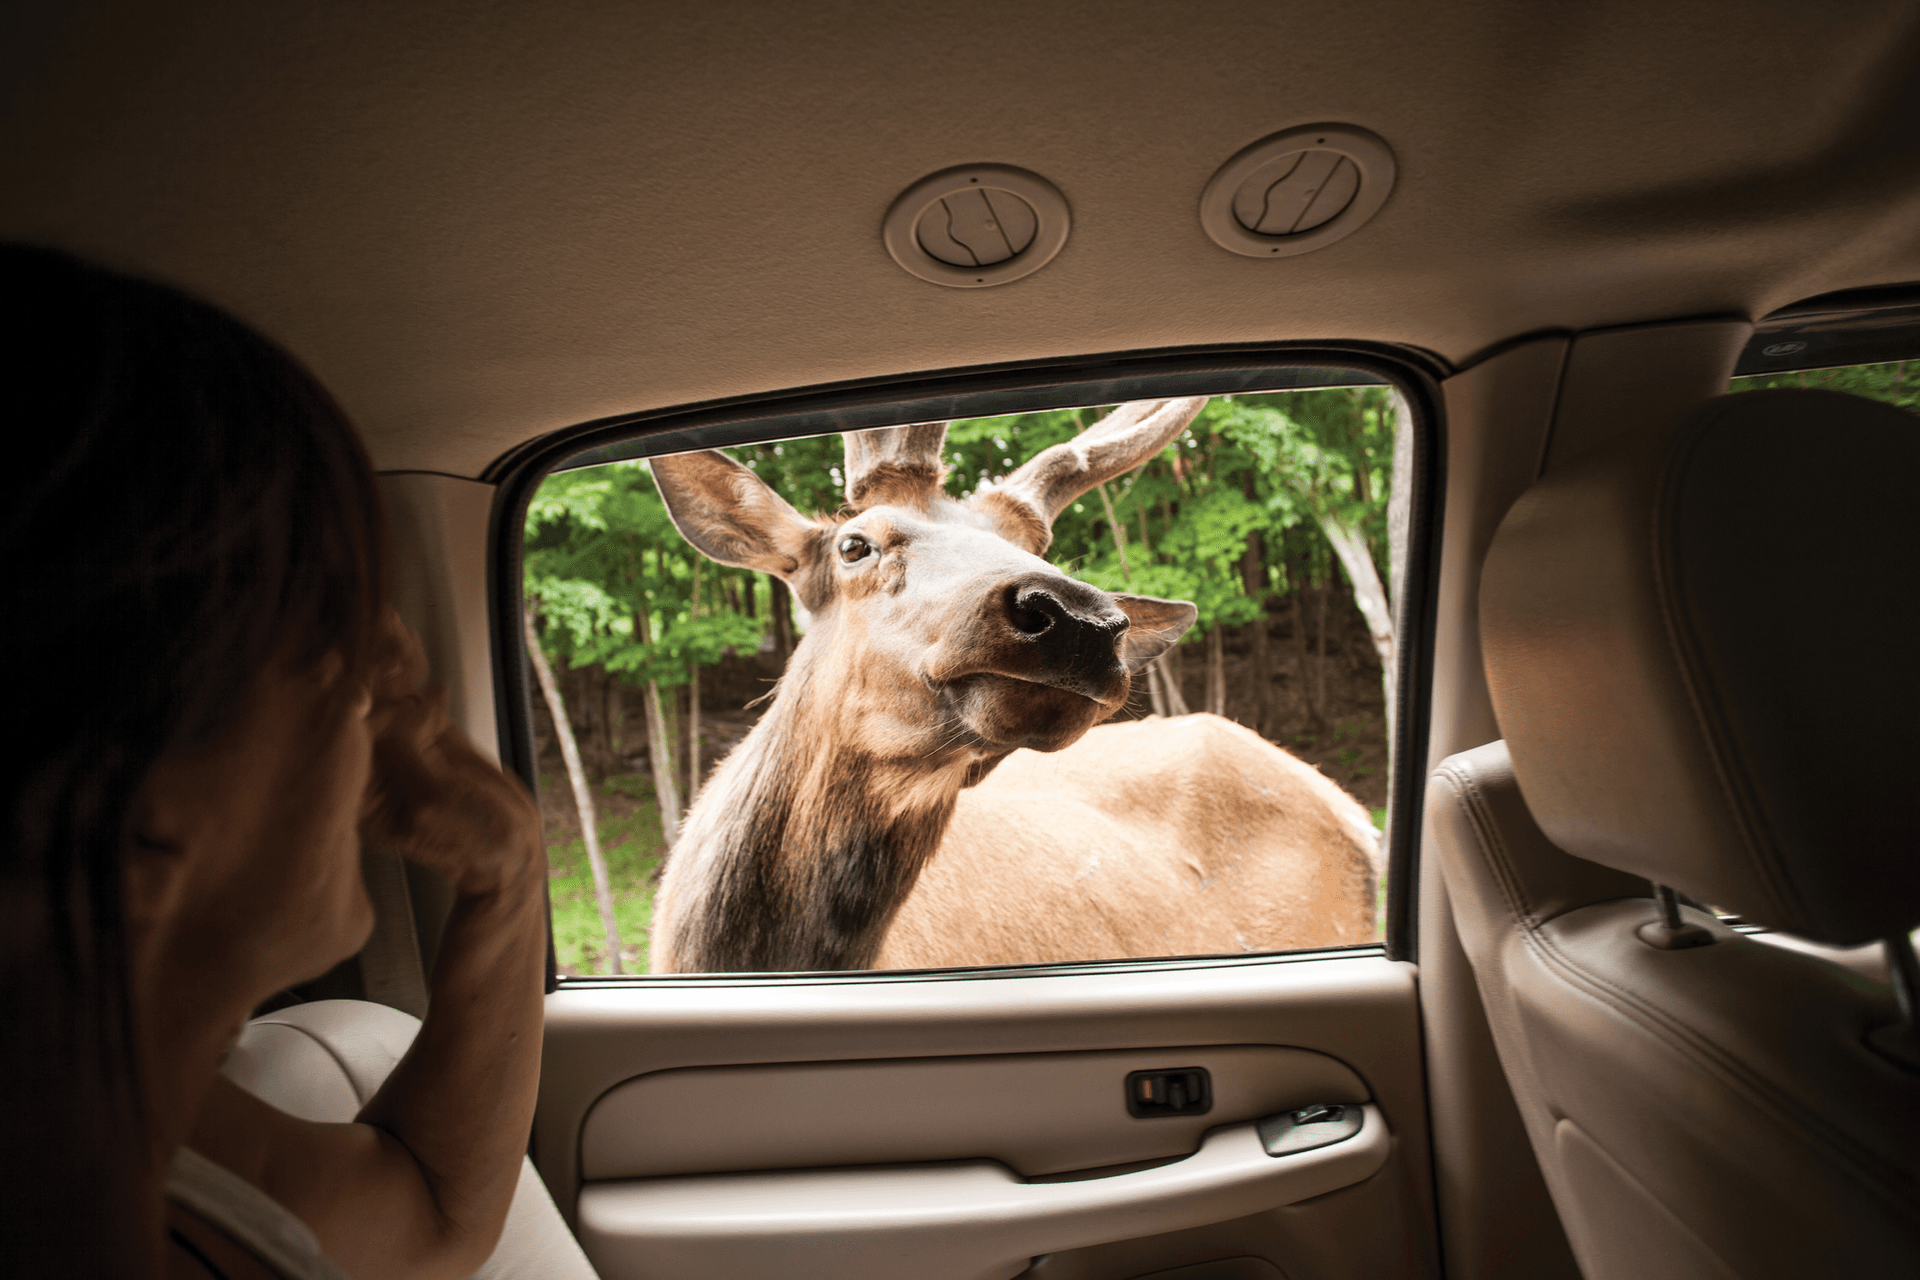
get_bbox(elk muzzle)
[999,576,1133,702]
[922,571,1137,752]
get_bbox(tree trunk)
[1291,570,1324,732]
[1144,659,1169,717]
[686,665,700,804]
[1383,389,1413,750]
[687,562,703,806]
[561,665,591,773]
[585,668,607,774]
[644,681,679,843]
[1159,649,1191,716]
[1316,575,1329,715]
[1240,476,1269,733]
[1095,481,1131,576]
[1205,624,1225,717]
[1243,610,1271,734]
[1385,389,1412,635]
[769,575,794,659]
[661,687,681,793]
[602,667,623,765]
[1096,478,1176,714]
[634,609,681,848]
[524,610,624,975]
[1318,512,1397,722]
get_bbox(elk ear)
[977,398,1208,551]
[1112,594,1198,670]
[649,450,818,578]
[844,422,949,510]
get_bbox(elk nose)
[1005,579,1128,649]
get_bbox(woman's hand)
[233,610,553,1279]
[359,613,541,899]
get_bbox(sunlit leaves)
[524,384,1404,677]
[525,574,626,647]
[947,389,1400,631]
[525,460,765,687]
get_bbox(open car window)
[1729,357,1917,410]
[517,377,1418,976]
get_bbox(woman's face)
[127,654,380,1016]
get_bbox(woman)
[0,245,548,1278]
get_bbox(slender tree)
[524,608,624,973]
[1221,389,1399,716]
[633,606,682,846]
[1203,625,1224,717]
[686,559,703,805]
[1097,475,1183,716]
[1240,474,1270,733]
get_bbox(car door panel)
[577,1105,1390,1280]
[580,1045,1370,1180]
[536,952,1437,1280]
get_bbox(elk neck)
[655,632,984,973]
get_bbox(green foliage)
[525,460,763,687]
[1729,359,1917,412]
[941,390,1401,630]
[734,433,848,515]
[1219,389,1396,565]
[522,387,1406,695]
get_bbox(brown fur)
[649,639,975,972]
[970,488,1054,555]
[849,461,947,511]
[877,714,1382,968]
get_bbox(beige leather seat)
[1426,389,1920,1278]
[222,999,601,1280]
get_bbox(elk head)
[648,399,1205,771]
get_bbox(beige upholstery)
[1427,390,1920,1278]
[223,1000,600,1280]
[1429,744,1919,1276]
[1477,389,1920,943]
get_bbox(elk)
[646,398,1382,973]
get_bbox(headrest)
[1481,389,1920,945]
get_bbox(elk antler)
[844,422,950,510]
[982,397,1209,546]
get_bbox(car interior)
[5,3,1917,1278]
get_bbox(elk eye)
[837,534,873,563]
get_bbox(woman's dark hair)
[0,245,387,1269]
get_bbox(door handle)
[577,1104,1389,1280]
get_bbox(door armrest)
[577,1105,1389,1280]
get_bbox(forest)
[524,360,1912,974]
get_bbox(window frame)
[484,341,1450,990]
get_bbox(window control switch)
[1125,1067,1212,1118]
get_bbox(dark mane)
[662,660,958,972]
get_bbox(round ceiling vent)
[1199,125,1396,258]
[882,165,1070,288]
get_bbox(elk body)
[647,399,1381,973]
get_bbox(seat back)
[1428,389,1920,1278]
[224,1000,601,1280]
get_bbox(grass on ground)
[548,773,665,975]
